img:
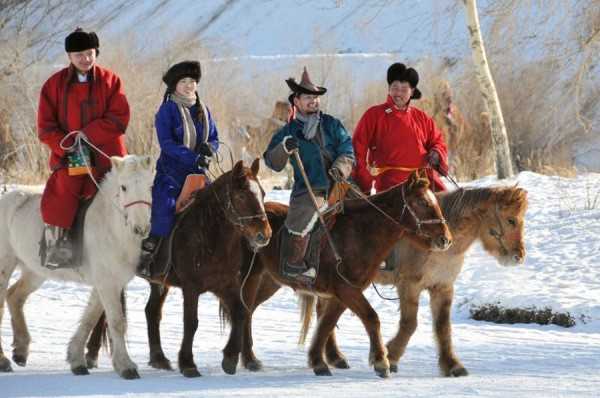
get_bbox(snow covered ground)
[1,171,600,397]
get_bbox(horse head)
[226,158,272,250]
[109,155,153,238]
[402,169,453,251]
[478,186,528,266]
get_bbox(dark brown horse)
[296,186,528,377]
[238,171,452,378]
[86,159,272,378]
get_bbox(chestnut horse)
[239,171,452,378]
[299,186,528,377]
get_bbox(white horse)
[0,155,153,379]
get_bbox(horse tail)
[219,301,231,333]
[298,294,316,346]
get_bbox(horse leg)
[315,298,349,369]
[66,289,105,376]
[430,284,468,377]
[7,270,45,367]
[85,312,106,369]
[386,284,421,373]
[95,285,139,379]
[178,286,201,377]
[308,298,346,376]
[241,270,279,371]
[146,284,172,370]
[340,288,390,378]
[219,290,246,375]
[0,259,17,372]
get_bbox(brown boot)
[283,234,316,278]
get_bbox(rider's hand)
[197,142,213,157]
[329,167,344,182]
[426,150,441,169]
[283,137,299,153]
[196,156,210,170]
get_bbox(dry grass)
[0,36,596,185]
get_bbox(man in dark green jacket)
[264,67,355,279]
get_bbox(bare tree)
[463,0,513,178]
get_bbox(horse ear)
[251,158,260,177]
[142,155,152,170]
[406,170,418,189]
[232,160,247,182]
[111,156,124,172]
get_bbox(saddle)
[145,174,206,282]
[39,197,94,269]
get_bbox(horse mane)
[439,186,528,226]
[188,170,233,227]
[342,177,430,213]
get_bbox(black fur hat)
[162,61,202,91]
[65,28,100,54]
[387,63,422,99]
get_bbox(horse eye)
[120,185,127,192]
[507,218,516,226]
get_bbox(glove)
[196,156,210,170]
[329,167,344,182]
[283,137,299,153]
[425,150,441,169]
[197,142,213,157]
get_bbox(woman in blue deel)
[137,60,219,278]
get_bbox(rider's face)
[388,81,413,108]
[68,49,96,74]
[294,94,320,115]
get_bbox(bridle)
[346,182,446,238]
[488,202,510,257]
[219,176,268,229]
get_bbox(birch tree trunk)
[463,0,514,179]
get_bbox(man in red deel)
[37,28,130,268]
[352,62,449,270]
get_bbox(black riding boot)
[136,235,160,279]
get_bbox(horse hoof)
[313,366,332,376]
[149,357,173,371]
[0,357,13,372]
[450,366,469,377]
[375,367,390,378]
[221,356,238,375]
[85,355,98,369]
[331,358,350,369]
[12,354,27,367]
[389,363,398,373]
[121,368,141,380]
[181,367,202,378]
[72,366,90,376]
[244,359,263,372]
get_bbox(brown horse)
[239,171,452,378]
[297,186,528,377]
[86,159,272,378]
